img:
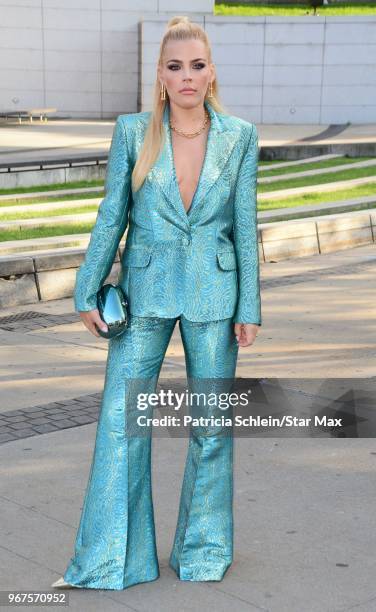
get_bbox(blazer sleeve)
[73,116,132,312]
[232,123,262,326]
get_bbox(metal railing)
[0,155,108,174]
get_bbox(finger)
[92,314,108,333]
[95,320,108,332]
[87,322,100,337]
[91,323,101,338]
[80,316,100,337]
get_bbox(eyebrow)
[166,58,207,63]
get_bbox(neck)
[169,101,207,128]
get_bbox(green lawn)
[258,156,374,177]
[215,2,376,16]
[1,155,375,241]
[1,181,375,240]
[0,204,99,221]
[0,192,104,207]
[0,223,95,242]
[0,179,104,197]
[258,165,376,192]
[259,182,376,210]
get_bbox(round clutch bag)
[96,284,129,339]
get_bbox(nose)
[182,70,193,80]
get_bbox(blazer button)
[182,237,191,246]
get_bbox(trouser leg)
[169,315,239,581]
[64,315,177,590]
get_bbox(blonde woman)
[52,15,261,591]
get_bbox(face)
[158,38,215,108]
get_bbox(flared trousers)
[63,313,239,590]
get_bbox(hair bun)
[167,15,191,29]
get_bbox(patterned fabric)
[63,314,239,590]
[73,99,262,325]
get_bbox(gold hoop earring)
[160,83,166,100]
[208,81,213,98]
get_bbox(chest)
[171,131,208,212]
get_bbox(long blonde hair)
[131,15,227,193]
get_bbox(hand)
[79,308,108,338]
[234,323,259,348]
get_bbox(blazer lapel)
[150,99,239,224]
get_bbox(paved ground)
[0,243,375,611]
[1,119,376,165]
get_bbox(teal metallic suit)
[63,100,261,589]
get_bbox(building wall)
[0,0,213,118]
[1,1,375,124]
[142,15,376,124]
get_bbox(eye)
[167,62,206,70]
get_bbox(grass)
[0,223,95,242]
[258,181,376,210]
[1,182,375,241]
[0,179,104,197]
[215,2,376,16]
[258,165,376,192]
[258,156,374,177]
[3,173,374,222]
[0,192,103,207]
[0,204,99,221]
[2,157,373,207]
[1,155,375,241]
[1,180,375,239]
[258,157,376,177]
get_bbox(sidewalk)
[0,243,375,610]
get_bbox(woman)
[52,15,261,591]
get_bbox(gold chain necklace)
[169,109,210,139]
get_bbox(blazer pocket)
[122,247,152,267]
[217,250,237,271]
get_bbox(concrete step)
[260,195,376,221]
[0,233,91,256]
[0,212,96,231]
[1,208,375,309]
[2,194,375,229]
[1,196,375,255]
[1,208,374,265]
[259,153,340,171]
[1,155,373,203]
[259,158,376,184]
[259,176,376,200]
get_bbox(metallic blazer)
[74,99,262,325]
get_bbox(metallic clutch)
[96,284,129,339]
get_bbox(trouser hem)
[63,569,160,591]
[169,559,232,582]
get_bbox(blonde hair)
[131,15,227,193]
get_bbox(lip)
[180,89,196,93]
